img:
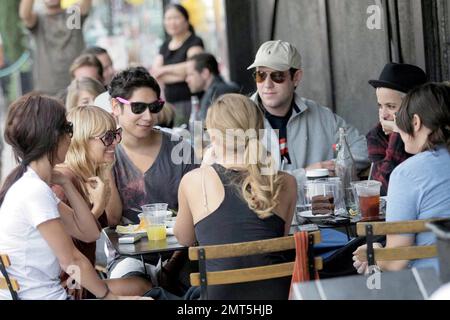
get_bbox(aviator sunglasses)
[253,70,289,84]
[94,127,123,147]
[116,97,165,114]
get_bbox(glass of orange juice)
[140,204,168,241]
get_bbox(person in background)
[70,53,105,85]
[366,63,427,196]
[248,40,369,174]
[83,46,115,86]
[152,3,204,127]
[66,77,105,110]
[0,94,139,300]
[156,103,176,130]
[186,52,240,121]
[353,83,450,273]
[19,0,91,96]
[174,94,297,300]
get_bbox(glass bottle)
[335,127,358,210]
[189,95,200,134]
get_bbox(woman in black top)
[152,4,204,127]
[174,94,297,299]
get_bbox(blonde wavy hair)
[205,93,283,219]
[64,105,117,199]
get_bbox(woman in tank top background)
[174,94,297,299]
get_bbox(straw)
[367,162,374,181]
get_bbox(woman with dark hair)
[152,3,204,127]
[0,94,140,300]
[353,83,450,273]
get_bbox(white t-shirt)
[0,168,66,300]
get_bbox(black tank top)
[159,33,204,103]
[194,164,291,300]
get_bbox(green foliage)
[0,0,26,62]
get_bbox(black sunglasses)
[253,70,288,84]
[61,121,73,138]
[95,128,123,147]
[116,97,165,114]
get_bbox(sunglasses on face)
[253,70,289,84]
[61,121,73,138]
[95,128,123,147]
[116,97,165,114]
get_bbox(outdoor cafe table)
[103,227,187,257]
[103,227,187,279]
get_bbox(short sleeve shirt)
[159,33,204,103]
[113,131,199,223]
[387,147,450,270]
[28,12,86,96]
[0,168,66,300]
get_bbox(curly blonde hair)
[205,94,283,219]
[64,106,117,199]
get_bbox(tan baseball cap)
[247,40,302,71]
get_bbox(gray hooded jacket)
[251,92,370,172]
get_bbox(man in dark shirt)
[186,53,240,121]
[264,104,293,165]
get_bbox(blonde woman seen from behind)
[174,94,297,300]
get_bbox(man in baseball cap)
[247,40,302,71]
[248,40,369,174]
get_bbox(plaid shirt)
[367,123,412,196]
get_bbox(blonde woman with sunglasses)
[52,106,151,297]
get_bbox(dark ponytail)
[0,94,67,206]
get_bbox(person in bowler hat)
[366,62,427,196]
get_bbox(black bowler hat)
[369,63,427,93]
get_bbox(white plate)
[116,224,174,236]
[298,210,333,219]
[116,225,146,235]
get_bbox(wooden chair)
[356,219,441,268]
[0,254,20,300]
[189,232,323,300]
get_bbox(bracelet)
[97,283,110,300]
